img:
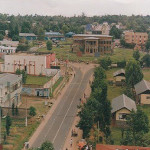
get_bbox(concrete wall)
[3,54,56,76]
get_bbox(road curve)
[31,67,93,150]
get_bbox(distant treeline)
[0,14,150,40]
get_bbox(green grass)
[106,68,125,101]
[26,75,51,86]
[50,77,64,97]
[143,69,150,81]
[111,127,122,145]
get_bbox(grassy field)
[106,67,150,145]
[143,69,150,81]
[2,97,51,150]
[106,68,125,101]
[26,75,52,85]
[37,40,146,64]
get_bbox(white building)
[3,53,56,76]
[0,46,16,54]
[0,40,19,47]
[0,73,22,107]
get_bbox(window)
[119,113,128,120]
[146,96,150,99]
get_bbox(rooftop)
[113,69,125,77]
[84,37,99,40]
[0,73,22,86]
[111,94,137,113]
[73,34,112,38]
[19,33,37,37]
[134,79,150,95]
[96,144,150,150]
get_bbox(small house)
[134,80,150,105]
[111,94,136,123]
[19,33,37,40]
[113,69,125,86]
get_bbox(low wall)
[22,70,61,97]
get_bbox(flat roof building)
[3,53,56,76]
[0,73,22,107]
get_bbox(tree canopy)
[125,60,143,87]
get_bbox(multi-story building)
[3,53,56,76]
[0,73,22,107]
[85,22,110,35]
[72,34,113,56]
[124,31,148,50]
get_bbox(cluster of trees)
[121,109,150,146]
[1,14,150,41]
[110,25,122,39]
[77,66,112,143]
[16,69,27,84]
[46,40,53,50]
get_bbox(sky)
[0,0,150,16]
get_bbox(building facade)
[3,53,56,76]
[0,40,19,47]
[85,22,110,35]
[0,46,16,54]
[19,33,37,40]
[45,31,65,41]
[134,80,150,104]
[72,34,113,56]
[0,73,22,107]
[124,31,148,50]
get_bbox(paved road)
[31,67,93,150]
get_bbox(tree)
[121,109,149,146]
[16,44,30,52]
[46,40,52,50]
[110,25,122,39]
[12,103,15,116]
[117,60,126,68]
[99,57,112,70]
[16,69,27,84]
[0,34,4,40]
[125,60,143,87]
[62,24,69,34]
[146,40,150,52]
[40,141,54,150]
[12,35,19,41]
[6,115,12,135]
[37,28,45,41]
[142,54,150,67]
[133,50,140,61]
[29,106,36,116]
[15,106,19,116]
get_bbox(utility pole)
[25,99,27,127]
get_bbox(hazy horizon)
[0,0,150,17]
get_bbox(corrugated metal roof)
[113,69,125,77]
[73,34,113,38]
[111,94,137,113]
[134,79,150,95]
[19,33,36,37]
